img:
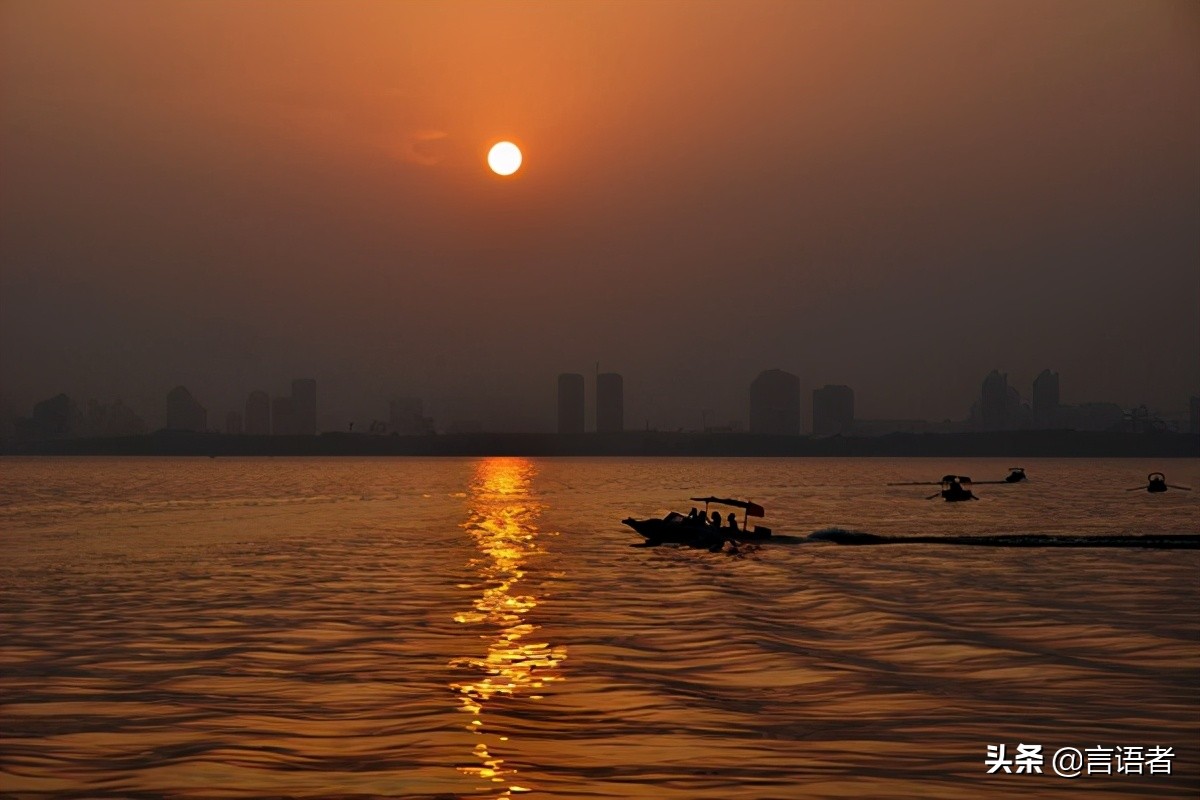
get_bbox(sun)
[487,141,522,176]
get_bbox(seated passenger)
[727,512,739,533]
[710,511,723,528]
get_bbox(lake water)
[1,456,1198,799]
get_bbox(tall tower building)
[245,391,270,435]
[596,373,624,433]
[557,373,585,434]
[1032,369,1060,428]
[166,386,206,432]
[749,369,801,435]
[291,379,317,436]
[981,370,1008,430]
[812,384,854,436]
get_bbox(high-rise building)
[596,373,623,433]
[166,386,206,432]
[980,370,1008,430]
[749,369,801,436]
[32,393,76,438]
[557,373,585,434]
[291,378,316,436]
[245,391,270,435]
[1032,369,1060,428]
[812,384,854,436]
[272,396,294,435]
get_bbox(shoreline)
[3,430,1197,458]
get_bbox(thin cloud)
[402,129,449,166]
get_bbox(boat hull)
[622,517,773,544]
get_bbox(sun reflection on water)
[450,458,565,796]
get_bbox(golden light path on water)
[0,457,1197,799]
[451,458,566,796]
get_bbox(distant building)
[980,370,1008,430]
[750,369,801,436]
[291,379,317,436]
[79,399,145,438]
[812,384,854,436]
[166,386,206,432]
[225,410,243,435]
[1191,396,1199,435]
[557,373,585,434]
[98,400,146,437]
[32,393,77,438]
[1032,369,1060,428]
[389,397,434,435]
[245,391,270,435]
[596,373,624,433]
[1007,386,1030,430]
[272,396,294,435]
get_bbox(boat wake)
[808,528,1200,548]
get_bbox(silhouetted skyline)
[6,366,1193,442]
[2,1,1197,431]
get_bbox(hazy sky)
[2,0,1197,431]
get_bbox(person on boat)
[710,510,723,528]
[726,512,739,533]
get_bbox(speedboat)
[1004,467,1026,483]
[623,496,773,545]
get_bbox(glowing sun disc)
[488,141,522,176]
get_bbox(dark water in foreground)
[1,457,1198,799]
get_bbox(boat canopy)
[690,497,765,517]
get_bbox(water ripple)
[1,456,1197,798]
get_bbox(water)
[1,456,1197,799]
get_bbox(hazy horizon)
[3,0,1197,431]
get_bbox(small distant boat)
[623,496,773,545]
[892,468,1026,496]
[928,475,977,502]
[1126,472,1192,494]
[974,467,1029,485]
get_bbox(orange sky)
[2,0,1197,429]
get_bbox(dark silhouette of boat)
[892,469,1028,498]
[927,475,977,502]
[974,467,1029,485]
[623,496,773,545]
[1126,472,1192,493]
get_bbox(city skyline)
[8,363,1197,439]
[2,1,1197,437]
